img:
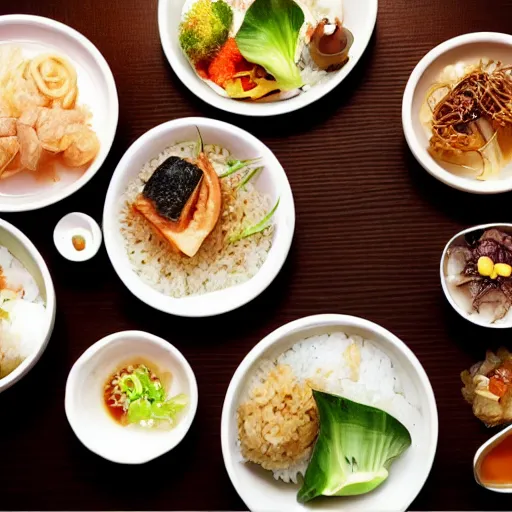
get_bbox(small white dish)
[474,424,512,493]
[158,0,378,117]
[403,32,512,194]
[0,218,56,393]
[103,116,295,317]
[53,212,102,262]
[440,223,512,328]
[65,330,198,465]
[0,15,119,212]
[221,314,438,512]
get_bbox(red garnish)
[490,377,509,398]
[207,38,256,89]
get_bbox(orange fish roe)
[207,38,255,90]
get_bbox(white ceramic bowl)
[403,32,512,194]
[0,218,56,393]
[158,0,378,116]
[65,330,198,464]
[440,223,512,328]
[103,117,295,317]
[53,212,103,262]
[0,15,118,211]
[221,314,438,512]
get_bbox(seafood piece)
[133,153,222,258]
[35,107,87,152]
[17,122,42,171]
[446,229,512,323]
[0,137,20,175]
[462,348,512,426]
[0,118,17,137]
[61,128,101,167]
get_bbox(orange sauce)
[479,434,512,486]
[72,235,86,252]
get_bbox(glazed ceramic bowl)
[103,117,295,317]
[0,15,118,211]
[440,223,512,328]
[65,330,198,464]
[403,32,512,194]
[158,0,378,116]
[474,424,512,493]
[0,218,56,393]
[221,314,438,512]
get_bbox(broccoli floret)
[179,0,233,64]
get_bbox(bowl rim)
[0,217,56,393]
[402,31,512,195]
[102,116,295,317]
[0,14,119,212]
[440,222,512,328]
[220,313,439,511]
[157,0,379,117]
[64,329,199,464]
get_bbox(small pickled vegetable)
[179,0,233,64]
[309,18,354,72]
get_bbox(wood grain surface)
[2,0,512,510]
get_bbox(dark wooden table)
[3,0,512,510]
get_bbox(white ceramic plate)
[403,32,512,194]
[0,15,118,211]
[65,331,198,464]
[221,315,438,512]
[103,117,295,317]
[0,218,56,393]
[158,0,378,116]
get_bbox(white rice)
[238,332,422,484]
[0,246,46,378]
[120,142,274,298]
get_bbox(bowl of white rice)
[0,218,56,393]
[103,117,294,317]
[221,314,438,512]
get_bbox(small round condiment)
[53,212,102,262]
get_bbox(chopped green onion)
[0,308,9,320]
[220,157,262,178]
[229,197,280,243]
[236,166,263,191]
[119,373,144,401]
[195,126,204,156]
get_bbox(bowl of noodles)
[403,32,512,194]
[0,15,118,211]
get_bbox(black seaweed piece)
[143,156,203,222]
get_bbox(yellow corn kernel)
[495,263,512,278]
[478,256,494,277]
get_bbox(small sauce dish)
[53,212,102,262]
[65,330,198,464]
[474,424,512,492]
[440,223,512,328]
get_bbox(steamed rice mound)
[237,332,422,484]
[237,364,319,471]
[120,142,274,298]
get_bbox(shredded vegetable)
[229,197,280,243]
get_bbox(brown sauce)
[479,433,512,486]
